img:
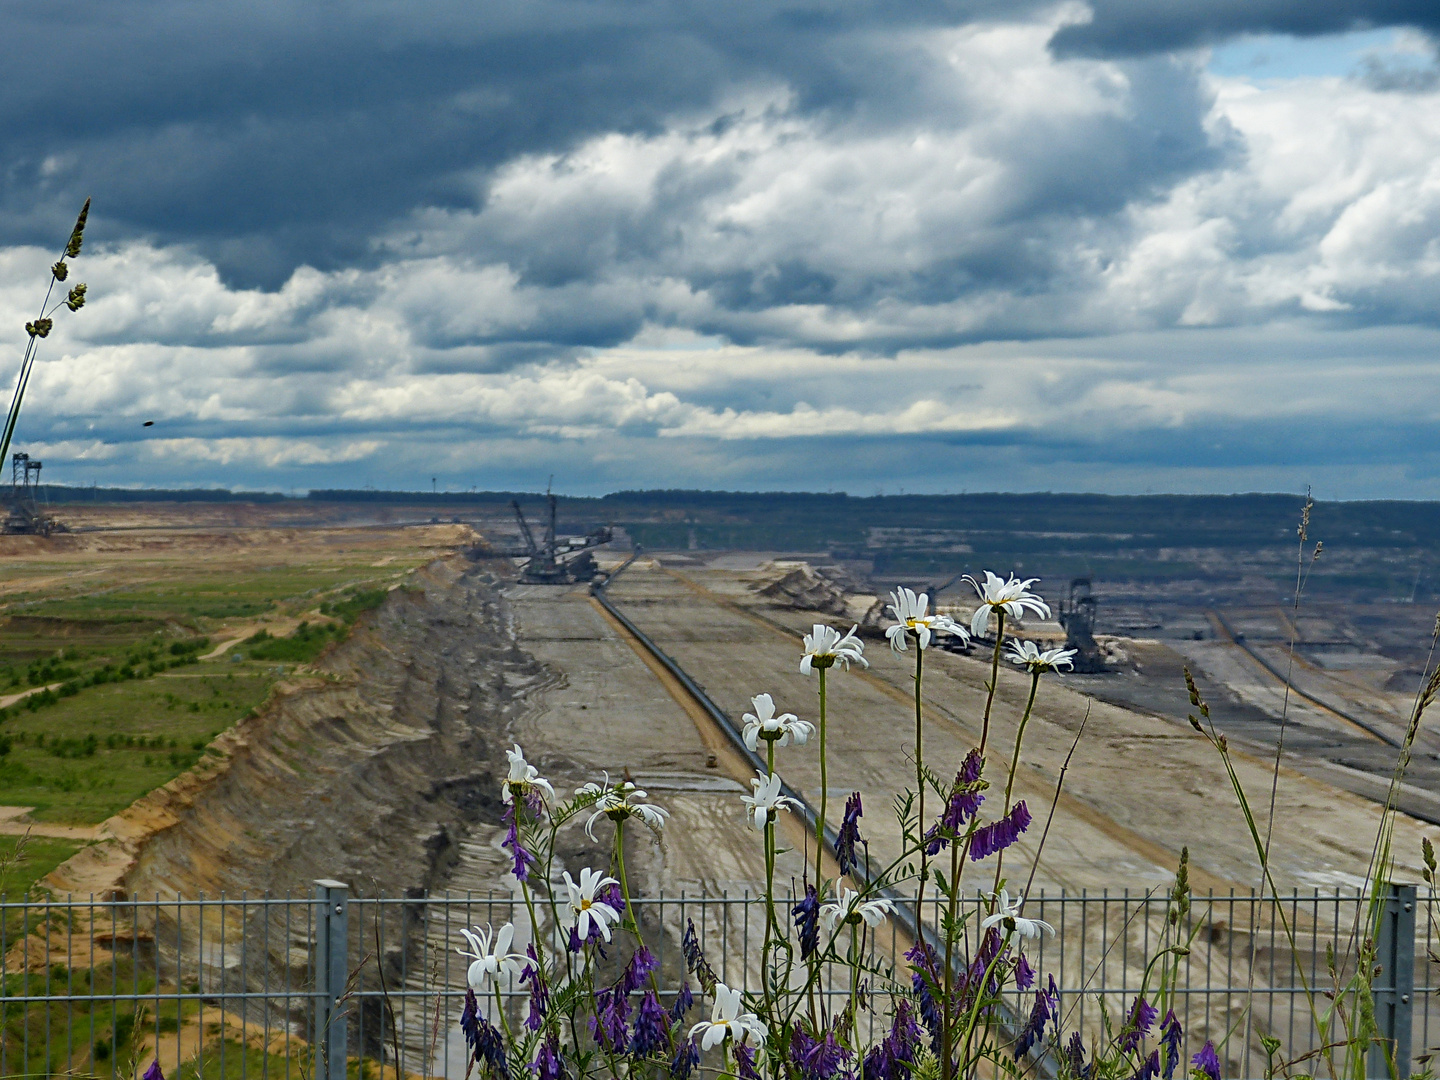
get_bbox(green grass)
[0,834,83,898]
[0,669,275,824]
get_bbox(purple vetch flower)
[1014,952,1035,991]
[735,1043,762,1080]
[1065,1032,1090,1079]
[591,985,631,1052]
[631,990,672,1057]
[521,946,548,1031]
[836,792,864,875]
[969,801,1032,861]
[671,1038,701,1080]
[620,945,659,994]
[1160,1010,1183,1080]
[1192,1042,1222,1080]
[534,1036,567,1080]
[461,988,481,1055]
[924,752,987,854]
[476,1015,510,1078]
[1014,977,1058,1059]
[963,927,1006,1005]
[862,999,923,1080]
[791,1027,854,1080]
[142,1063,165,1080]
[681,919,718,993]
[1120,996,1160,1054]
[1134,1050,1161,1080]
[671,982,695,1022]
[502,804,537,881]
[906,941,944,1053]
[792,885,821,959]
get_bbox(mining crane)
[1056,577,1107,672]
[510,493,613,584]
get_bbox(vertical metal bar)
[1369,882,1416,1079]
[314,880,349,1080]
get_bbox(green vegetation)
[0,834,82,898]
[242,621,341,662]
[0,670,275,823]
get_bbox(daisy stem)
[816,665,829,887]
[913,642,927,936]
[848,921,860,1045]
[494,983,513,1041]
[991,671,1040,896]
[979,610,1005,754]
[763,741,778,1003]
[615,821,637,936]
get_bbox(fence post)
[314,879,350,1080]
[1369,882,1416,1079]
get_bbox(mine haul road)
[516,558,1432,897]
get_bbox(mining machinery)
[510,493,612,584]
[1056,577,1107,672]
[2,452,61,535]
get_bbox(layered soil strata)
[47,555,552,900]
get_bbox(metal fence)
[1,883,1434,1079]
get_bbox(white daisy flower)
[884,587,968,653]
[800,624,868,674]
[979,888,1054,940]
[819,888,895,934]
[1006,640,1076,674]
[688,983,767,1050]
[740,770,801,830]
[966,572,1050,638]
[742,693,815,751]
[560,867,622,942]
[502,743,556,807]
[577,774,670,839]
[457,923,533,1000]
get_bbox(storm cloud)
[1,0,1438,497]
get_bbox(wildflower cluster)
[446,547,1424,1080]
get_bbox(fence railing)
[1,884,1434,1079]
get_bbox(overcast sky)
[3,0,1440,497]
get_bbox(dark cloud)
[1051,0,1440,57]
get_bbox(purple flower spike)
[1014,980,1056,1059]
[1014,952,1035,991]
[461,988,481,1055]
[735,1043,762,1080]
[535,1036,567,1080]
[142,1063,165,1080]
[1135,1049,1161,1080]
[791,1028,853,1080]
[792,885,821,959]
[1160,1009,1183,1080]
[836,792,864,875]
[630,989,670,1056]
[591,985,631,1052]
[969,801,1031,861]
[1192,1042,1222,1080]
[521,946,548,1030]
[620,945,659,994]
[1120,996,1160,1053]
[671,1038,700,1080]
[671,981,694,1022]
[502,804,536,882]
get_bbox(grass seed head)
[25,318,52,338]
[65,283,86,311]
[64,197,90,258]
[50,260,67,281]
